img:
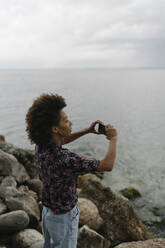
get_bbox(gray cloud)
[0,0,165,68]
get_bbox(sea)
[0,68,165,219]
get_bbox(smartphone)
[98,123,106,135]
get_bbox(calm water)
[0,69,165,208]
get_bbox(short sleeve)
[57,148,100,176]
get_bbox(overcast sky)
[0,0,165,68]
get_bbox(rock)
[5,185,40,227]
[77,188,82,195]
[79,174,153,247]
[0,149,30,184]
[0,184,40,227]
[0,198,7,215]
[0,141,37,179]
[120,186,141,200]
[0,210,29,233]
[0,233,12,247]
[12,228,44,248]
[18,185,39,202]
[78,197,103,230]
[0,185,22,199]
[78,224,110,248]
[0,176,4,183]
[30,240,43,248]
[35,221,42,234]
[78,173,100,189]
[114,238,165,247]
[0,135,5,143]
[1,176,17,187]
[95,171,104,180]
[25,179,43,199]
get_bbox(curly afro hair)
[25,93,66,147]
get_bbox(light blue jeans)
[42,203,79,248]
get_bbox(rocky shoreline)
[0,134,164,248]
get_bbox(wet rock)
[12,228,44,248]
[114,238,165,247]
[120,186,141,200]
[0,210,29,233]
[78,224,111,248]
[78,197,103,231]
[79,174,153,246]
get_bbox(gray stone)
[0,149,30,184]
[0,198,7,215]
[0,142,37,179]
[78,224,110,248]
[12,228,44,248]
[78,197,103,231]
[79,174,153,247]
[114,238,165,248]
[0,184,40,227]
[0,210,29,233]
[5,186,40,226]
[30,240,44,248]
[1,175,17,187]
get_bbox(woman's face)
[58,109,72,137]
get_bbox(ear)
[52,126,58,134]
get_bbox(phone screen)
[98,123,106,135]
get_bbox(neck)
[51,134,63,147]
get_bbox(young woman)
[25,93,117,248]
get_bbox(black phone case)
[98,123,106,135]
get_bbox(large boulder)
[12,228,44,248]
[0,184,40,227]
[0,210,29,233]
[78,197,103,231]
[0,149,30,184]
[0,141,37,179]
[79,174,153,247]
[78,224,110,248]
[114,238,165,248]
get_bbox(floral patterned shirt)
[34,141,100,214]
